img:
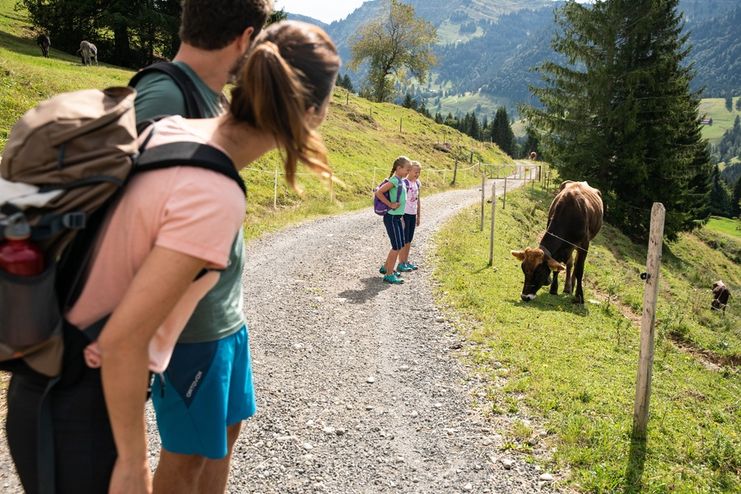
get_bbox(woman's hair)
[410,161,421,170]
[389,156,412,177]
[229,21,340,187]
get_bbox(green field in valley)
[433,186,740,493]
[699,96,741,144]
[0,0,514,240]
[705,216,741,239]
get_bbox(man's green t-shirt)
[133,61,246,343]
[388,176,407,215]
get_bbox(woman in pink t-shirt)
[398,161,422,271]
[6,21,340,494]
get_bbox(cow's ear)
[547,258,566,272]
[511,250,526,261]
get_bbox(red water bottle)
[0,213,44,276]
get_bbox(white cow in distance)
[78,40,98,65]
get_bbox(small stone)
[433,402,443,409]
[346,404,353,410]
[396,456,405,463]
[539,473,554,482]
[399,365,410,371]
[276,435,293,442]
[366,405,374,411]
[293,343,304,350]
[301,454,314,462]
[306,420,314,427]
[303,443,314,450]
[366,376,376,384]
[410,410,419,418]
[463,483,473,492]
[435,316,445,323]
[322,426,335,434]
[501,458,514,470]
[335,428,346,436]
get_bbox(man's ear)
[237,26,255,54]
[547,258,566,272]
[511,250,526,261]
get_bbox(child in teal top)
[375,156,411,284]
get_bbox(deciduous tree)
[349,0,437,102]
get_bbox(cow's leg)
[573,246,588,304]
[549,271,559,295]
[564,252,574,294]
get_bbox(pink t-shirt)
[66,116,246,373]
[404,179,420,215]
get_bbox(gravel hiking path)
[1,163,553,493]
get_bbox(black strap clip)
[62,212,87,230]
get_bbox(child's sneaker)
[379,265,401,276]
[397,263,414,272]
[407,262,419,270]
[383,274,404,284]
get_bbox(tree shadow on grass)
[623,438,647,494]
[338,277,391,304]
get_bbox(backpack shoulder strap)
[135,142,246,195]
[129,62,207,119]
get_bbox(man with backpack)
[130,1,271,493]
[4,1,271,494]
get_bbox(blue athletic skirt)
[383,213,405,250]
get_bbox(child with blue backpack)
[375,156,411,284]
[398,161,421,271]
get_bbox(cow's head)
[511,248,566,301]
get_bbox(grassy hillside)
[433,186,740,492]
[699,96,741,144]
[0,0,513,239]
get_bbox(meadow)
[698,96,741,144]
[433,185,740,492]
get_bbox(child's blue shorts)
[152,326,256,459]
[383,213,405,250]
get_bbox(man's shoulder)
[133,71,187,123]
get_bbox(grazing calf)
[78,40,98,65]
[512,181,603,304]
[711,281,730,312]
[36,34,50,57]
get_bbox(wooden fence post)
[480,173,486,232]
[531,168,535,190]
[632,203,666,441]
[470,150,474,164]
[503,176,507,210]
[451,159,459,185]
[273,167,279,209]
[400,117,403,133]
[488,183,497,267]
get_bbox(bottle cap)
[4,213,31,240]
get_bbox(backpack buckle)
[62,212,87,230]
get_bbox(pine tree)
[732,177,741,217]
[710,165,732,216]
[524,0,711,240]
[725,96,733,112]
[491,107,515,156]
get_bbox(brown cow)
[512,181,603,304]
[711,280,730,312]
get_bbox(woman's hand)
[390,202,400,209]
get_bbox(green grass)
[705,216,741,239]
[433,186,740,492]
[0,0,514,240]
[699,97,741,144]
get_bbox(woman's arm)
[98,246,207,494]
[375,181,399,209]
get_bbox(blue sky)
[275,1,367,24]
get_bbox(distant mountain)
[286,13,328,29]
[320,0,741,110]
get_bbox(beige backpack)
[0,86,245,376]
